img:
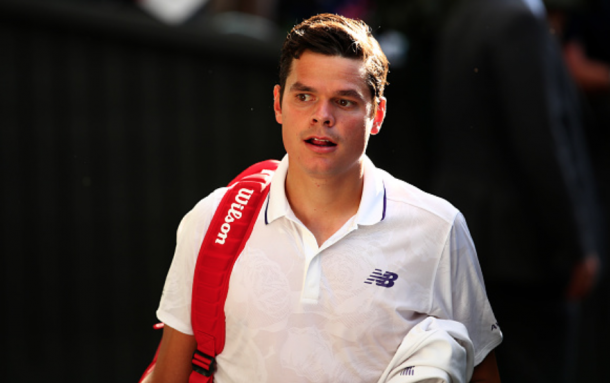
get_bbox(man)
[145,14,502,382]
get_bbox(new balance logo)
[491,322,499,331]
[400,366,415,376]
[364,269,399,287]
[215,188,254,245]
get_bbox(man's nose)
[311,101,335,127]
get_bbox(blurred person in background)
[546,0,610,379]
[373,0,605,381]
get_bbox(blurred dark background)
[0,1,282,381]
[1,0,608,382]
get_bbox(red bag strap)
[189,160,279,382]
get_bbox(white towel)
[377,317,474,383]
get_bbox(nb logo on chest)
[364,269,399,288]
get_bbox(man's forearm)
[470,351,501,383]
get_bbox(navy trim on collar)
[382,182,387,221]
[264,192,271,225]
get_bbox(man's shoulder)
[180,186,230,229]
[379,168,460,226]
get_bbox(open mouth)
[305,138,337,147]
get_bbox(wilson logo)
[364,269,399,287]
[400,366,415,376]
[215,188,254,245]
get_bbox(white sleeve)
[432,212,503,366]
[156,187,228,335]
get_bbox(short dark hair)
[278,13,389,105]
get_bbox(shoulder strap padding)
[189,160,279,382]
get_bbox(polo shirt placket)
[287,213,359,303]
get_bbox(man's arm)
[142,325,197,383]
[470,350,501,383]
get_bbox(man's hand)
[563,40,610,94]
[566,252,600,301]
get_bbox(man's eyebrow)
[336,89,366,100]
[289,82,315,92]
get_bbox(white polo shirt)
[157,154,502,383]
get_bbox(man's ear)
[273,85,282,124]
[371,97,387,135]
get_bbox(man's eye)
[297,94,312,102]
[338,99,354,107]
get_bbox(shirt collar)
[265,154,386,226]
[265,154,291,224]
[358,155,387,225]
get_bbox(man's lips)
[305,137,337,147]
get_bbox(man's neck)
[285,164,364,247]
